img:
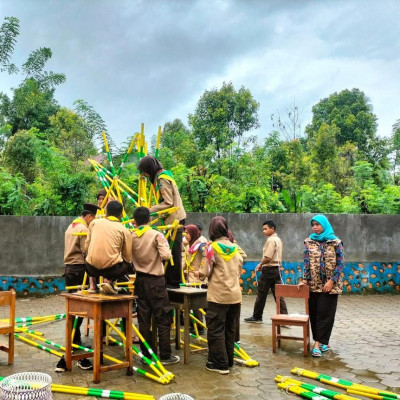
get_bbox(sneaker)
[99,282,118,295]
[77,358,93,370]
[55,356,67,373]
[206,362,230,375]
[244,316,263,323]
[160,355,180,365]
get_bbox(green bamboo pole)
[275,376,359,400]
[291,368,400,400]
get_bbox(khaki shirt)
[131,227,171,276]
[149,178,186,224]
[64,220,88,265]
[262,233,282,267]
[85,218,132,270]
[199,237,243,304]
[183,236,207,284]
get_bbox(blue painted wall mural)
[240,261,400,294]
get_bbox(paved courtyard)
[0,293,399,399]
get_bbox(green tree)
[390,119,400,184]
[160,119,198,168]
[0,16,19,74]
[0,167,29,215]
[309,123,340,182]
[22,47,66,90]
[3,128,40,182]
[306,88,378,159]
[48,107,97,168]
[188,82,259,174]
[1,78,60,135]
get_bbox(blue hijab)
[309,215,338,242]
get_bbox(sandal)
[319,344,331,352]
[311,348,322,357]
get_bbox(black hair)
[137,156,163,184]
[263,219,276,230]
[106,201,123,218]
[82,210,95,217]
[133,207,150,226]
[195,222,203,232]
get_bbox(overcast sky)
[1,0,399,147]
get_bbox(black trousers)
[165,220,185,288]
[85,261,131,281]
[253,267,288,319]
[206,302,241,369]
[309,292,338,345]
[135,273,173,359]
[64,264,86,344]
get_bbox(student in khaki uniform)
[138,155,186,289]
[199,216,243,375]
[244,220,288,323]
[85,201,132,289]
[184,224,207,334]
[131,207,180,365]
[57,202,99,372]
[184,224,207,285]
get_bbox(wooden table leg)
[183,296,190,364]
[65,311,73,371]
[93,303,102,383]
[125,305,133,376]
[175,306,181,350]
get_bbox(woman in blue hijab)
[300,215,344,357]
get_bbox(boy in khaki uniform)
[85,201,132,289]
[131,207,180,365]
[56,203,99,372]
[244,220,288,323]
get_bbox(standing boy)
[57,202,99,372]
[131,206,180,364]
[244,220,288,323]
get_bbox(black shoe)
[206,362,229,375]
[55,356,67,373]
[77,358,93,370]
[244,316,263,323]
[160,355,180,365]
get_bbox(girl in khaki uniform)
[199,216,243,375]
[184,225,207,284]
[138,156,186,289]
[184,224,207,333]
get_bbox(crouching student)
[131,207,180,365]
[85,201,132,292]
[199,216,243,375]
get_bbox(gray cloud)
[0,0,399,147]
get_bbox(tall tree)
[188,82,259,173]
[160,119,198,168]
[0,16,19,74]
[390,119,400,184]
[22,47,66,90]
[1,78,60,135]
[270,99,303,141]
[306,88,378,159]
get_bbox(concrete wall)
[1,213,399,295]
[186,213,400,262]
